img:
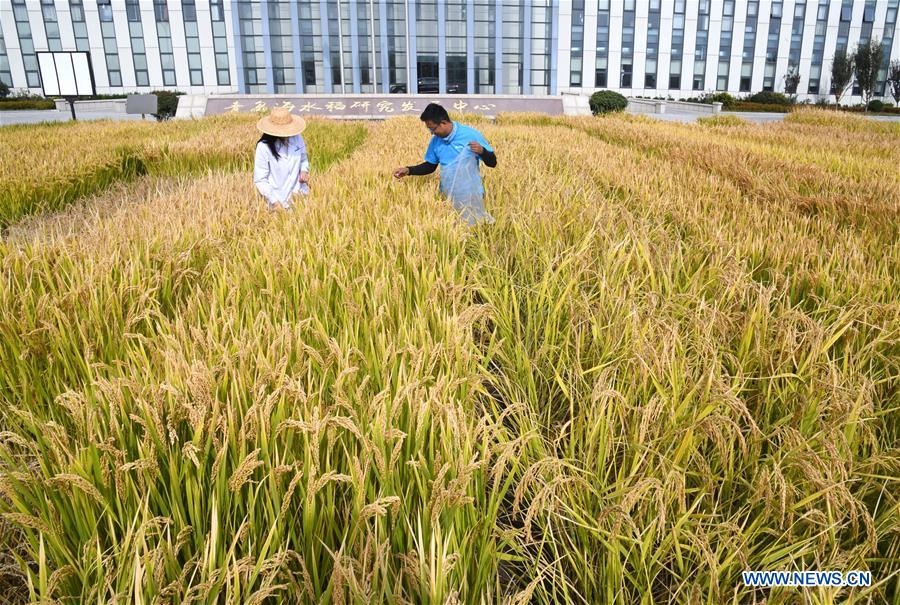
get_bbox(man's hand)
[468,141,484,155]
[393,166,410,179]
[299,171,309,184]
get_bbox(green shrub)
[867,99,885,112]
[589,90,628,115]
[151,90,184,121]
[747,91,792,105]
[731,101,793,113]
[0,81,9,99]
[0,98,56,110]
[702,92,738,109]
[843,103,900,115]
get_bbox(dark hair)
[420,103,450,124]
[258,133,288,160]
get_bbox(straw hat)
[256,107,306,137]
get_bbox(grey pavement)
[721,111,788,123]
[0,109,155,126]
[629,109,900,124]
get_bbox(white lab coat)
[253,135,310,209]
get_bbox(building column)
[631,0,648,93]
[657,0,674,94]
[408,0,418,92]
[466,0,474,93]
[494,0,503,92]
[820,1,842,101]
[379,0,390,92]
[557,0,572,91]
[773,0,796,92]
[437,0,446,93]
[335,0,347,92]
[290,0,304,92]
[319,0,333,92]
[523,1,532,94]
[794,0,816,100]
[725,0,748,94]
[259,0,275,92]
[230,1,245,92]
[702,2,721,91]
[550,0,559,94]
[55,2,76,52]
[582,0,599,92]
[349,0,361,92]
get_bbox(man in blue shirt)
[393,103,498,225]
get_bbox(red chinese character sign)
[206,95,564,118]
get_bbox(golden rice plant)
[696,114,747,127]
[0,112,897,604]
[0,118,206,226]
[0,115,366,228]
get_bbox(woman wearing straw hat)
[254,107,309,210]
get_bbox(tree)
[150,90,182,121]
[852,37,884,110]
[830,49,854,106]
[783,67,801,101]
[889,59,900,107]
[0,81,9,98]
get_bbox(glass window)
[126,0,141,22]
[70,0,85,21]
[99,0,113,22]
[155,0,169,22]
[183,0,197,21]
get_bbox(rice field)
[0,109,898,604]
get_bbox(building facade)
[1,1,898,103]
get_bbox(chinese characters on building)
[209,96,559,118]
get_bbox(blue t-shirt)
[424,122,493,196]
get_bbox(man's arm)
[407,161,438,175]
[394,162,437,178]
